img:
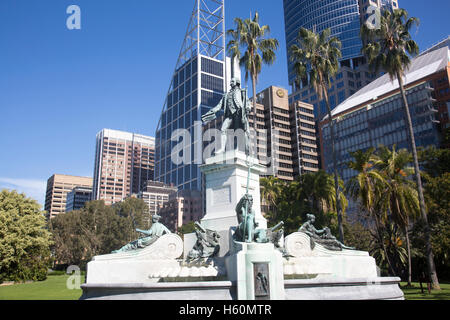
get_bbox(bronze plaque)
[253,263,270,300]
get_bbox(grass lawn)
[0,274,84,300]
[400,282,450,300]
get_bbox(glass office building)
[319,47,449,182]
[283,0,364,90]
[155,0,227,191]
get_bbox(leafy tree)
[289,27,345,242]
[49,198,148,269]
[411,173,450,281]
[0,190,53,283]
[227,12,279,131]
[376,146,420,285]
[361,8,440,289]
[260,176,284,221]
[346,147,397,275]
[178,221,196,235]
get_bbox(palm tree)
[299,170,347,216]
[361,8,440,289]
[346,147,397,275]
[289,27,345,242]
[260,176,283,220]
[227,12,279,131]
[376,145,420,286]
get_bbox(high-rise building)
[290,101,320,176]
[319,46,449,185]
[158,189,203,232]
[65,186,93,213]
[45,174,93,218]
[93,129,155,206]
[155,0,230,193]
[137,180,177,217]
[284,0,375,117]
[253,86,296,181]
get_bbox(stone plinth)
[284,232,378,279]
[200,150,267,232]
[225,229,285,300]
[85,234,183,284]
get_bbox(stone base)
[86,234,184,284]
[225,229,285,300]
[284,232,378,278]
[80,281,236,300]
[284,277,404,300]
[80,277,403,300]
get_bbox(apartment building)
[44,174,93,218]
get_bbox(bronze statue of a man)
[201,78,251,155]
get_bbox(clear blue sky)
[0,0,449,207]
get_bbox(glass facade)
[155,0,225,192]
[321,82,440,182]
[155,55,225,191]
[283,0,363,87]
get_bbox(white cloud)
[0,177,47,208]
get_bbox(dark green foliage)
[49,198,148,269]
[260,170,346,236]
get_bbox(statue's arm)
[136,228,151,236]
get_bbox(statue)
[201,77,252,155]
[187,222,221,262]
[234,194,258,243]
[112,214,171,253]
[298,214,355,251]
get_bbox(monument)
[80,78,404,301]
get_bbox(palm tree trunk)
[405,225,412,286]
[252,73,258,132]
[323,86,344,242]
[397,73,440,290]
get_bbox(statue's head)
[230,78,241,88]
[306,214,315,222]
[152,214,161,223]
[246,194,253,207]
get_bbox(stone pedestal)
[284,232,378,279]
[200,150,267,232]
[85,234,184,284]
[225,229,285,300]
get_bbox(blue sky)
[0,0,449,207]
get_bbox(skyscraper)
[155,0,229,192]
[284,0,400,120]
[92,129,155,206]
[45,174,93,218]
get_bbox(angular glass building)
[283,0,364,90]
[155,0,229,191]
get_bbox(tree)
[289,27,345,243]
[376,145,420,285]
[346,147,397,275]
[260,176,283,221]
[361,8,440,289]
[49,198,148,269]
[227,12,279,131]
[0,190,53,283]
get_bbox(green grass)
[0,274,84,300]
[401,282,450,300]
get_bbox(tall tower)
[92,129,155,206]
[155,0,228,192]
